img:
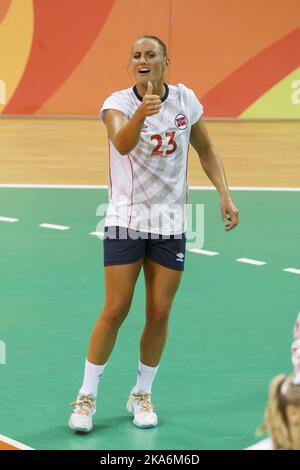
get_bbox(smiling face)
[130,37,168,87]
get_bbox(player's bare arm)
[190,118,239,232]
[103,81,161,155]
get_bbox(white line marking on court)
[0,184,300,191]
[237,258,266,266]
[39,223,70,231]
[1,187,299,282]
[283,268,300,275]
[90,231,104,238]
[0,434,34,450]
[188,248,219,256]
[0,216,18,222]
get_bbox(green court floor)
[0,188,299,450]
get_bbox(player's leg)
[140,258,182,367]
[69,259,143,433]
[139,232,186,369]
[87,260,144,365]
[69,225,145,432]
[127,253,183,428]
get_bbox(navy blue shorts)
[103,226,186,271]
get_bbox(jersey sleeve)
[99,92,129,121]
[188,89,204,125]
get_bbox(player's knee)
[103,300,131,326]
[147,302,171,325]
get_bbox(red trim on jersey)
[107,137,112,200]
[185,144,190,204]
[127,153,134,228]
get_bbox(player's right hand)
[140,81,162,117]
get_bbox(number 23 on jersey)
[150,131,177,157]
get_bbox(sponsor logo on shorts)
[176,252,184,262]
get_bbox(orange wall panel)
[0,0,299,117]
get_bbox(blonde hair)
[257,374,300,450]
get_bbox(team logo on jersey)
[175,113,188,130]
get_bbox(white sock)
[79,359,107,400]
[131,360,159,395]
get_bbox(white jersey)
[99,83,203,235]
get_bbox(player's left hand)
[220,196,239,232]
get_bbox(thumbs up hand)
[140,81,162,117]
[146,81,153,95]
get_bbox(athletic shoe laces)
[129,393,155,413]
[70,395,96,416]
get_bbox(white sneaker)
[68,394,96,433]
[126,391,158,428]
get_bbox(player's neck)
[137,81,165,98]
